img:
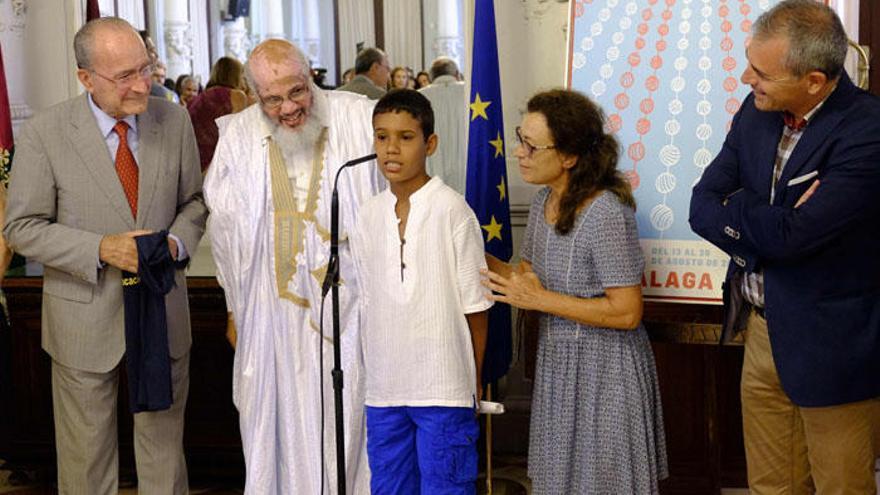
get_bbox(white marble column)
[223,17,251,63]
[301,0,322,65]
[1,0,33,135]
[263,0,285,40]
[188,0,210,85]
[163,0,192,79]
[433,0,463,69]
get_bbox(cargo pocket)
[427,413,479,485]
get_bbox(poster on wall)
[566,0,781,303]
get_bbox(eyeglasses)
[515,126,556,157]
[259,84,310,110]
[90,62,154,88]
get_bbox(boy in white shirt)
[351,89,492,494]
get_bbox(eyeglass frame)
[515,126,556,157]
[258,83,311,110]
[88,61,155,89]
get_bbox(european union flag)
[466,0,512,385]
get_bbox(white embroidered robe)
[204,90,383,494]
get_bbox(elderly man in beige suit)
[3,17,206,495]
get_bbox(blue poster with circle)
[566,0,782,302]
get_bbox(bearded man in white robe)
[204,39,383,494]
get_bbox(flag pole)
[485,383,494,495]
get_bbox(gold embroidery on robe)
[268,128,329,308]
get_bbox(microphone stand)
[322,153,376,495]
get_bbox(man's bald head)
[245,39,310,94]
[74,17,145,70]
[246,39,315,131]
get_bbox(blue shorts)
[365,405,479,495]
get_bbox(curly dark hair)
[526,89,635,235]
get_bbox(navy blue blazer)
[689,73,880,407]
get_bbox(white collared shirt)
[87,94,138,160]
[352,176,493,407]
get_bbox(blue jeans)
[365,406,479,495]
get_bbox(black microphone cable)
[318,291,326,495]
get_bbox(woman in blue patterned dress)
[483,89,668,494]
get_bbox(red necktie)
[113,121,139,219]
[782,112,807,131]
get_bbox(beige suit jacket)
[4,94,207,373]
[336,74,386,100]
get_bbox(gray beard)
[268,85,328,162]
[272,116,323,163]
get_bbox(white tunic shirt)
[352,176,493,408]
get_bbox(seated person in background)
[414,71,431,89]
[187,56,248,172]
[351,89,492,494]
[390,66,409,90]
[175,74,197,107]
[336,47,390,100]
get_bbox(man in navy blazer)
[689,1,880,492]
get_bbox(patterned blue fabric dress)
[523,189,668,494]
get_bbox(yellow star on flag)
[481,215,503,242]
[469,93,491,121]
[489,131,504,158]
[496,177,506,201]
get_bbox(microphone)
[332,153,377,191]
[323,152,377,297]
[343,152,378,168]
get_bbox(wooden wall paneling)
[4,282,55,467]
[0,279,245,485]
[180,279,244,479]
[653,341,720,494]
[717,346,747,488]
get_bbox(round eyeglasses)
[259,84,310,110]
[515,126,556,157]
[90,62,154,89]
